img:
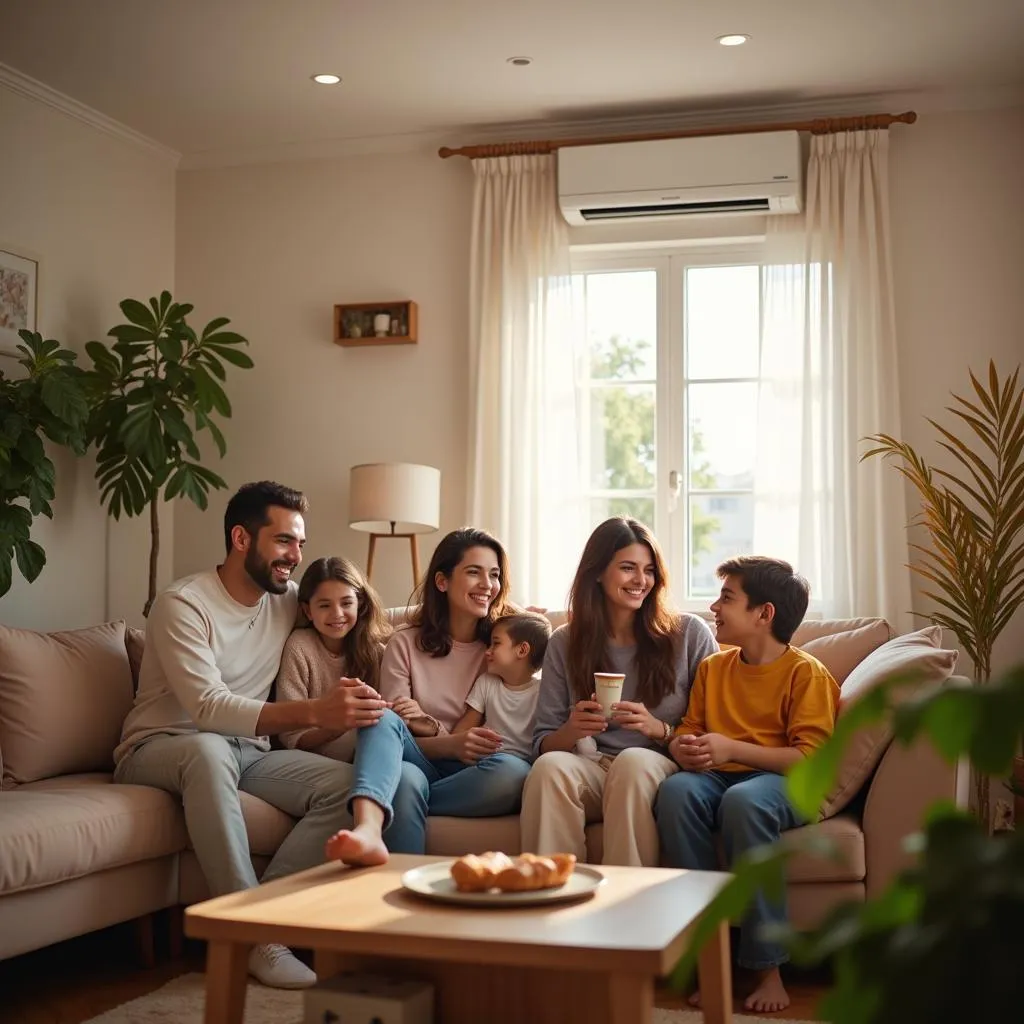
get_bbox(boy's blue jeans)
[349,709,532,854]
[655,769,803,969]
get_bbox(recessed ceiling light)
[717,34,750,46]
[311,73,341,85]
[506,56,533,67]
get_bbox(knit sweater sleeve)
[147,589,263,737]
[275,631,316,750]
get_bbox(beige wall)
[0,87,176,631]
[174,151,473,608]
[890,107,1024,673]
[173,106,1024,669]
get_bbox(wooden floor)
[0,917,829,1022]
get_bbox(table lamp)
[349,462,441,586]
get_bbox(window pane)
[590,384,655,490]
[591,496,655,531]
[688,382,756,489]
[690,493,754,597]
[584,271,657,381]
[686,265,759,380]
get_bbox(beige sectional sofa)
[0,613,963,961]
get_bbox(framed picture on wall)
[0,246,39,359]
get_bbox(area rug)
[81,971,815,1023]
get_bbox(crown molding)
[179,83,1024,170]
[0,62,181,166]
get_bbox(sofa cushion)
[0,621,134,789]
[125,627,146,693]
[784,815,865,882]
[801,619,892,684]
[0,773,187,895]
[820,625,958,819]
[792,616,891,647]
[426,815,522,856]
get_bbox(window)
[572,247,764,607]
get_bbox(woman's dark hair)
[566,517,679,705]
[410,527,512,657]
[298,556,391,687]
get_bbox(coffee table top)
[185,855,730,975]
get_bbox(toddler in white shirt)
[454,613,552,762]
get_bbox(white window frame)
[571,242,766,612]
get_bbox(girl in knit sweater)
[276,556,392,761]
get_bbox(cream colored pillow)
[125,626,146,692]
[792,616,891,647]
[819,625,958,819]
[801,619,893,684]
[0,621,134,789]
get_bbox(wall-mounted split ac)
[557,130,803,225]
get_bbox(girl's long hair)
[566,517,679,705]
[298,556,391,687]
[410,527,513,657]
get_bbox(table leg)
[697,920,733,1024]
[204,940,249,1024]
[607,972,653,1024]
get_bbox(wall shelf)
[334,300,418,347]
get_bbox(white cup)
[594,672,625,718]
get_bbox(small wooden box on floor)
[305,973,434,1024]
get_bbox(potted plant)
[83,291,254,616]
[0,331,88,596]
[672,661,1024,1023]
[861,361,1023,828]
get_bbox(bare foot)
[324,825,389,866]
[744,967,790,1013]
[687,989,701,1007]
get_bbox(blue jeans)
[655,769,803,969]
[349,709,532,854]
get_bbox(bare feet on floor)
[744,967,790,1013]
[687,989,702,1007]
[324,825,389,867]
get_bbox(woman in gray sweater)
[520,517,717,866]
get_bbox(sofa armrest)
[861,675,970,899]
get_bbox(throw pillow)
[125,626,146,692]
[0,621,134,788]
[801,619,893,684]
[819,625,958,819]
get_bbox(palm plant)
[84,292,253,617]
[861,360,1024,826]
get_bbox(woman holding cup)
[520,517,716,866]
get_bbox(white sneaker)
[247,943,317,989]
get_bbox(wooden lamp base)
[366,531,421,588]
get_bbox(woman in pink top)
[329,528,528,862]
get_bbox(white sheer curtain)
[468,154,583,607]
[754,130,913,629]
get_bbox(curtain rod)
[438,110,917,159]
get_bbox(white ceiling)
[1,0,1023,160]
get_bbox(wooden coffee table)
[185,854,733,1024]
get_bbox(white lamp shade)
[349,463,441,535]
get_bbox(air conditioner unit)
[557,130,803,225]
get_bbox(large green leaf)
[40,371,89,429]
[119,298,156,329]
[205,344,254,369]
[13,538,45,583]
[0,554,12,598]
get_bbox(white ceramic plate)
[400,860,606,908]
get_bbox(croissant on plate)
[450,851,576,893]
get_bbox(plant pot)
[1013,756,1024,830]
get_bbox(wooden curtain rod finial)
[438,110,918,159]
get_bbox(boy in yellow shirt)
[655,556,839,1013]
